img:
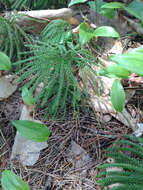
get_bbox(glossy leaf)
[22,86,35,105]
[110,79,125,112]
[88,1,115,19]
[125,0,143,21]
[12,120,50,142]
[1,170,30,190]
[129,47,143,54]
[98,64,131,79]
[79,23,120,45]
[106,64,131,79]
[68,0,87,7]
[102,2,125,9]
[100,8,115,19]
[88,1,96,11]
[98,68,108,76]
[88,0,105,13]
[110,47,143,76]
[94,26,120,38]
[79,22,94,45]
[0,51,11,71]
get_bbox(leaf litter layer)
[0,89,130,190]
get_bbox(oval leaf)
[102,2,125,9]
[88,1,115,19]
[106,64,131,78]
[79,24,120,45]
[110,79,125,112]
[110,47,143,76]
[88,0,105,12]
[125,0,143,21]
[12,120,50,142]
[1,170,30,190]
[94,26,120,38]
[22,86,35,105]
[101,8,115,19]
[68,0,88,7]
[0,51,11,70]
[79,22,94,45]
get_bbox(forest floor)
[0,88,130,190]
[0,37,143,190]
[1,5,143,190]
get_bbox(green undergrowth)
[0,15,32,62]
[0,0,68,10]
[96,135,143,190]
[14,20,99,120]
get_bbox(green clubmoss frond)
[0,15,32,62]
[96,135,143,189]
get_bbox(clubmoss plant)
[0,15,32,62]
[96,135,143,190]
[14,20,99,120]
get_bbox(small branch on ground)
[2,8,79,33]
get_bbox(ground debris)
[0,75,17,100]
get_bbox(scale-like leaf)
[1,170,30,190]
[110,47,143,76]
[68,0,88,7]
[0,51,11,70]
[22,86,35,105]
[41,19,71,44]
[12,120,50,142]
[110,79,125,112]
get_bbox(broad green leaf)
[88,1,115,19]
[68,0,88,7]
[88,1,96,11]
[100,8,115,19]
[94,26,120,38]
[110,47,143,76]
[12,120,50,142]
[1,170,30,190]
[88,0,105,12]
[110,79,125,112]
[98,68,108,76]
[22,86,35,105]
[141,21,143,28]
[0,51,11,70]
[102,2,125,9]
[79,22,94,45]
[106,64,131,79]
[79,24,120,45]
[129,47,143,54]
[125,0,143,21]
[98,64,131,79]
